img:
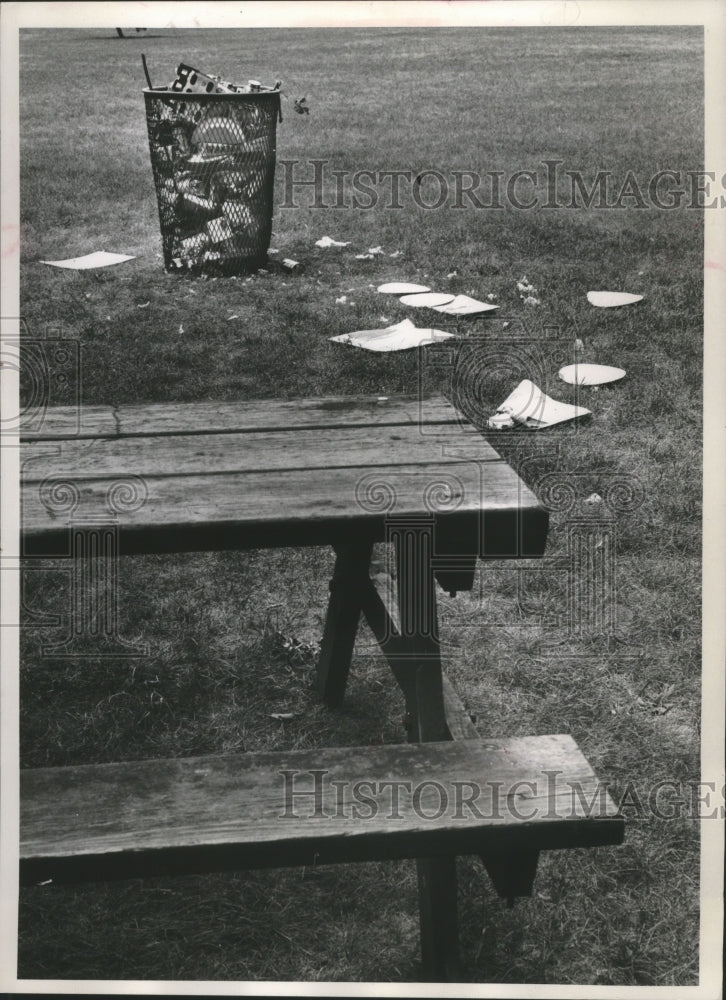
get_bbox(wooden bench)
[20,394,624,980]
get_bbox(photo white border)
[1,2,723,997]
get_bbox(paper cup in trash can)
[144,88,282,274]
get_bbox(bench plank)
[21,424,505,482]
[23,396,463,441]
[22,462,548,558]
[21,735,623,885]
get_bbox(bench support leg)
[388,518,461,980]
[417,855,460,981]
[314,540,373,707]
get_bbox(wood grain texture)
[21,425,504,481]
[20,735,623,885]
[23,395,462,440]
[20,395,549,557]
[22,462,548,558]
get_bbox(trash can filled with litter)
[144,63,282,274]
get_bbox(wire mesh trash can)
[144,88,282,274]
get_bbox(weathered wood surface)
[21,735,623,885]
[22,468,547,557]
[20,394,548,556]
[23,395,463,440]
[21,425,505,481]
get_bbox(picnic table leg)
[390,516,460,981]
[314,539,374,707]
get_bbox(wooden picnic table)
[20,395,622,980]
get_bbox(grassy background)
[17,26,702,984]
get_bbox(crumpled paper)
[315,236,351,248]
[487,379,591,430]
[329,317,454,352]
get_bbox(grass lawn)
[16,25,703,984]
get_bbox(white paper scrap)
[315,236,351,248]
[487,379,591,430]
[558,363,626,386]
[40,251,135,270]
[399,292,455,308]
[433,294,499,316]
[587,291,644,307]
[377,282,430,294]
[329,318,454,353]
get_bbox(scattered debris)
[281,258,299,270]
[293,97,310,115]
[487,379,591,430]
[227,314,239,320]
[377,282,430,294]
[486,293,497,301]
[433,294,498,316]
[559,363,626,386]
[388,251,402,258]
[574,338,584,353]
[315,236,351,248]
[367,246,385,255]
[137,301,150,309]
[268,248,280,254]
[517,276,541,305]
[41,252,135,270]
[269,712,298,721]
[399,291,455,308]
[330,317,454,352]
[335,295,348,304]
[587,291,644,308]
[355,253,375,260]
[446,270,458,279]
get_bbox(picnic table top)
[21,394,548,557]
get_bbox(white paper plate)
[377,282,431,294]
[587,291,644,308]
[399,292,455,308]
[559,363,626,386]
[434,294,499,315]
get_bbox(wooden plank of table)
[21,424,505,482]
[22,460,548,557]
[22,395,464,441]
[20,734,624,885]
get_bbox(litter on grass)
[40,252,135,270]
[315,236,351,248]
[399,291,455,308]
[377,282,430,294]
[587,291,644,307]
[355,253,375,260]
[329,317,454,352]
[558,363,626,386]
[433,294,498,316]
[281,258,299,270]
[487,379,591,430]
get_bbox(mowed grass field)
[17,26,703,984]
